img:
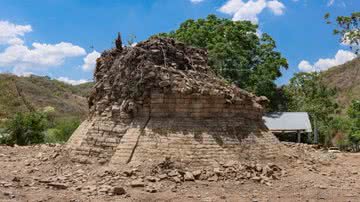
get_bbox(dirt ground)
[0,144,359,202]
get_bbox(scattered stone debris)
[147,158,285,187]
[48,182,68,190]
[112,187,126,195]
[130,179,145,188]
[1,143,359,201]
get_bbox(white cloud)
[0,21,32,45]
[190,0,205,4]
[218,0,285,23]
[267,0,285,15]
[298,60,314,73]
[57,77,89,85]
[0,42,86,70]
[298,50,357,72]
[82,50,100,71]
[0,20,87,76]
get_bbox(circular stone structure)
[67,36,282,167]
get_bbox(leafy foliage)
[285,72,338,145]
[0,107,81,145]
[1,112,48,145]
[325,12,360,54]
[286,72,338,121]
[158,15,288,110]
[347,100,360,150]
[47,118,80,142]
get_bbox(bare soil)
[0,144,359,202]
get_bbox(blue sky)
[0,0,358,85]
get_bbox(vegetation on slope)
[321,58,360,113]
[0,73,93,120]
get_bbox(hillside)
[0,74,93,120]
[321,57,360,112]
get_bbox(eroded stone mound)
[68,36,283,167]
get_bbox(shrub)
[347,100,360,151]
[1,112,47,145]
[47,117,80,143]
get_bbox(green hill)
[0,74,93,120]
[321,57,360,113]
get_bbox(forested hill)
[0,74,93,120]
[321,57,360,112]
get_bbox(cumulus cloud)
[267,0,285,15]
[57,77,89,85]
[190,0,205,4]
[0,20,87,75]
[0,42,86,72]
[82,50,100,71]
[298,60,314,73]
[218,0,285,23]
[298,50,357,72]
[0,21,32,45]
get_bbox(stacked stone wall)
[69,91,281,166]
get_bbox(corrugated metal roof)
[263,112,312,133]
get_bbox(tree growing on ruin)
[158,15,288,110]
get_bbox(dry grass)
[0,74,93,120]
[321,57,360,113]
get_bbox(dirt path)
[0,145,359,202]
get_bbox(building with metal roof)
[263,112,313,143]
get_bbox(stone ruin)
[67,35,283,168]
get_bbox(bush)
[1,112,47,145]
[347,100,360,151]
[45,118,80,143]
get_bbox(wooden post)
[297,130,301,143]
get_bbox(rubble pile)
[149,159,286,187]
[5,161,284,197]
[89,36,265,115]
[0,144,287,198]
[282,143,336,163]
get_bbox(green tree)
[285,72,338,145]
[1,112,47,145]
[51,118,80,142]
[158,15,288,110]
[347,100,360,151]
[325,12,360,54]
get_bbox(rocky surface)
[67,36,282,167]
[1,144,360,201]
[88,36,266,115]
